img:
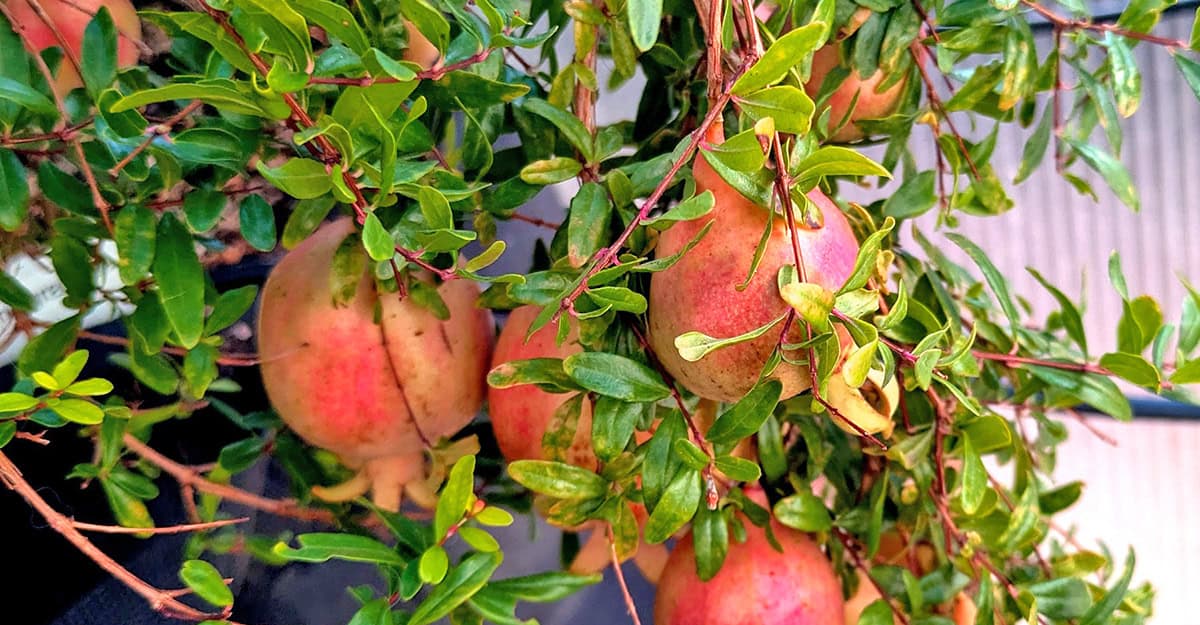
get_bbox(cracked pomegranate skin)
[256,218,493,483]
[654,517,845,625]
[648,144,860,403]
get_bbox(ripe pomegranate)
[257,218,494,511]
[647,125,860,403]
[805,44,905,144]
[488,305,669,580]
[654,502,845,625]
[487,304,597,469]
[4,0,142,95]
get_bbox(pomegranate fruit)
[401,19,439,69]
[805,44,905,144]
[487,304,596,468]
[647,125,860,403]
[257,218,494,511]
[4,0,142,95]
[654,505,845,625]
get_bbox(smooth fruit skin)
[401,20,440,70]
[805,44,905,143]
[648,135,860,403]
[257,218,494,510]
[654,515,845,625]
[5,0,142,94]
[487,305,597,469]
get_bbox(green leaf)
[713,455,760,481]
[773,493,832,532]
[522,99,596,162]
[520,157,582,185]
[273,533,405,566]
[882,170,937,220]
[19,317,80,377]
[674,314,786,362]
[731,23,825,95]
[81,7,117,98]
[290,0,370,54]
[487,571,601,602]
[568,183,612,266]
[507,460,609,499]
[1105,33,1141,117]
[1015,105,1054,184]
[960,435,987,515]
[591,397,640,461]
[757,415,787,482]
[792,146,890,188]
[642,191,714,229]
[1026,366,1132,421]
[586,287,647,314]
[946,233,1021,334]
[239,195,276,252]
[179,560,234,608]
[111,80,281,118]
[259,158,333,200]
[692,504,728,581]
[458,526,500,552]
[99,476,153,530]
[0,421,14,447]
[206,286,258,336]
[705,380,782,446]
[1079,550,1135,625]
[1172,359,1200,384]
[420,546,450,584]
[474,507,514,527]
[487,358,579,392]
[644,469,701,543]
[737,86,815,135]
[436,456,476,539]
[50,235,93,307]
[1028,578,1092,619]
[362,213,394,262]
[52,399,105,425]
[1000,19,1035,110]
[52,350,89,387]
[1099,352,1160,388]
[183,189,226,233]
[0,392,39,412]
[0,271,33,311]
[1117,295,1163,354]
[839,217,895,295]
[0,148,29,231]
[408,552,502,625]
[0,76,57,115]
[563,352,670,402]
[153,213,205,349]
[1028,268,1087,353]
[856,600,893,625]
[114,205,157,284]
[627,0,662,51]
[1065,139,1139,212]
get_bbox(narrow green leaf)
[563,352,670,402]
[206,285,259,336]
[153,213,205,348]
[1079,550,1135,625]
[435,456,476,539]
[408,553,502,625]
[0,148,29,231]
[732,23,825,95]
[644,469,701,543]
[273,533,405,565]
[692,504,728,581]
[362,213,394,261]
[1065,139,1139,211]
[568,182,612,266]
[883,171,937,220]
[960,435,987,515]
[736,86,815,135]
[519,157,582,185]
[507,460,609,499]
[1099,352,1161,388]
[706,380,782,445]
[642,191,714,229]
[0,272,34,311]
[946,233,1021,334]
[81,8,117,97]
[673,314,786,363]
[839,217,895,295]
[522,99,596,162]
[591,397,640,461]
[114,205,157,284]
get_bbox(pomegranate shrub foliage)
[0,0,1197,623]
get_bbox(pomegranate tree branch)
[73,517,249,535]
[0,451,229,622]
[834,528,912,625]
[609,525,644,625]
[122,434,337,524]
[110,100,204,178]
[909,43,982,182]
[556,89,734,318]
[1020,0,1191,48]
[307,47,496,86]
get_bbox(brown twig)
[835,528,912,625]
[609,525,644,625]
[307,48,496,86]
[909,44,982,182]
[508,212,561,230]
[1020,0,1190,48]
[0,451,229,622]
[79,331,260,367]
[122,434,337,524]
[110,101,205,178]
[73,517,249,535]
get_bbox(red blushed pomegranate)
[487,304,597,469]
[257,218,494,511]
[654,511,845,625]
[805,44,906,144]
[647,125,860,403]
[4,0,142,95]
